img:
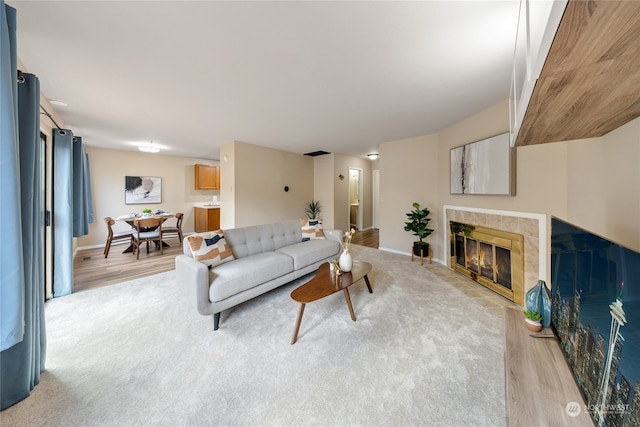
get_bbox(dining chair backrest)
[175,212,184,228]
[162,212,184,242]
[104,216,134,258]
[104,216,116,236]
[133,216,164,234]
[132,216,164,259]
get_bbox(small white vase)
[339,249,352,272]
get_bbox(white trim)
[378,247,410,256]
[443,205,547,281]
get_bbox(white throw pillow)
[186,231,235,267]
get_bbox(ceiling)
[9,1,520,160]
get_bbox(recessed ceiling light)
[49,100,68,107]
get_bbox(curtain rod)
[18,70,64,131]
[39,105,63,131]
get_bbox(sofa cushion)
[186,231,235,268]
[275,239,341,271]
[300,218,324,241]
[224,220,302,258]
[209,252,293,302]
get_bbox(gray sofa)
[175,220,342,330]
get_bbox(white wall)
[219,141,236,229]
[230,141,314,228]
[313,154,335,229]
[379,133,439,255]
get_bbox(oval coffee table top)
[291,260,372,304]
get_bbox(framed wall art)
[125,176,162,204]
[450,132,515,196]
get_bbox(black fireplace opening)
[455,234,512,290]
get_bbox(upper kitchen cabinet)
[512,0,640,147]
[194,164,220,190]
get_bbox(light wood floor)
[73,228,380,293]
[73,237,184,293]
[351,228,379,249]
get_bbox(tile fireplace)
[444,206,547,306]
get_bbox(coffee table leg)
[364,274,373,293]
[291,303,306,345]
[343,288,356,321]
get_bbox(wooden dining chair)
[132,217,164,259]
[104,217,134,258]
[162,212,184,243]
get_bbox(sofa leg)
[213,312,220,331]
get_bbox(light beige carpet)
[1,245,509,426]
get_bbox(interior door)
[348,168,363,230]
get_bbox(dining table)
[116,211,175,253]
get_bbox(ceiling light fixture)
[138,141,160,153]
[367,153,379,160]
[49,99,68,107]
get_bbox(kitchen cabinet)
[194,164,220,190]
[194,207,220,232]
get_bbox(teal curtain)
[52,131,93,297]
[0,1,47,409]
[52,129,74,297]
[0,2,22,352]
[73,136,93,236]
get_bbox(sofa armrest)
[175,255,214,315]
[323,229,343,246]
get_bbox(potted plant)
[141,208,152,217]
[523,310,543,332]
[404,202,434,258]
[450,221,474,237]
[305,200,321,219]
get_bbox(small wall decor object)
[125,176,161,204]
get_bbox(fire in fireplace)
[450,222,524,305]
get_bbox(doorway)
[348,168,363,230]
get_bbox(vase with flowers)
[339,228,356,272]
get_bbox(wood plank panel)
[516,0,640,147]
[504,307,594,426]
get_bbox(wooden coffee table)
[290,260,373,344]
